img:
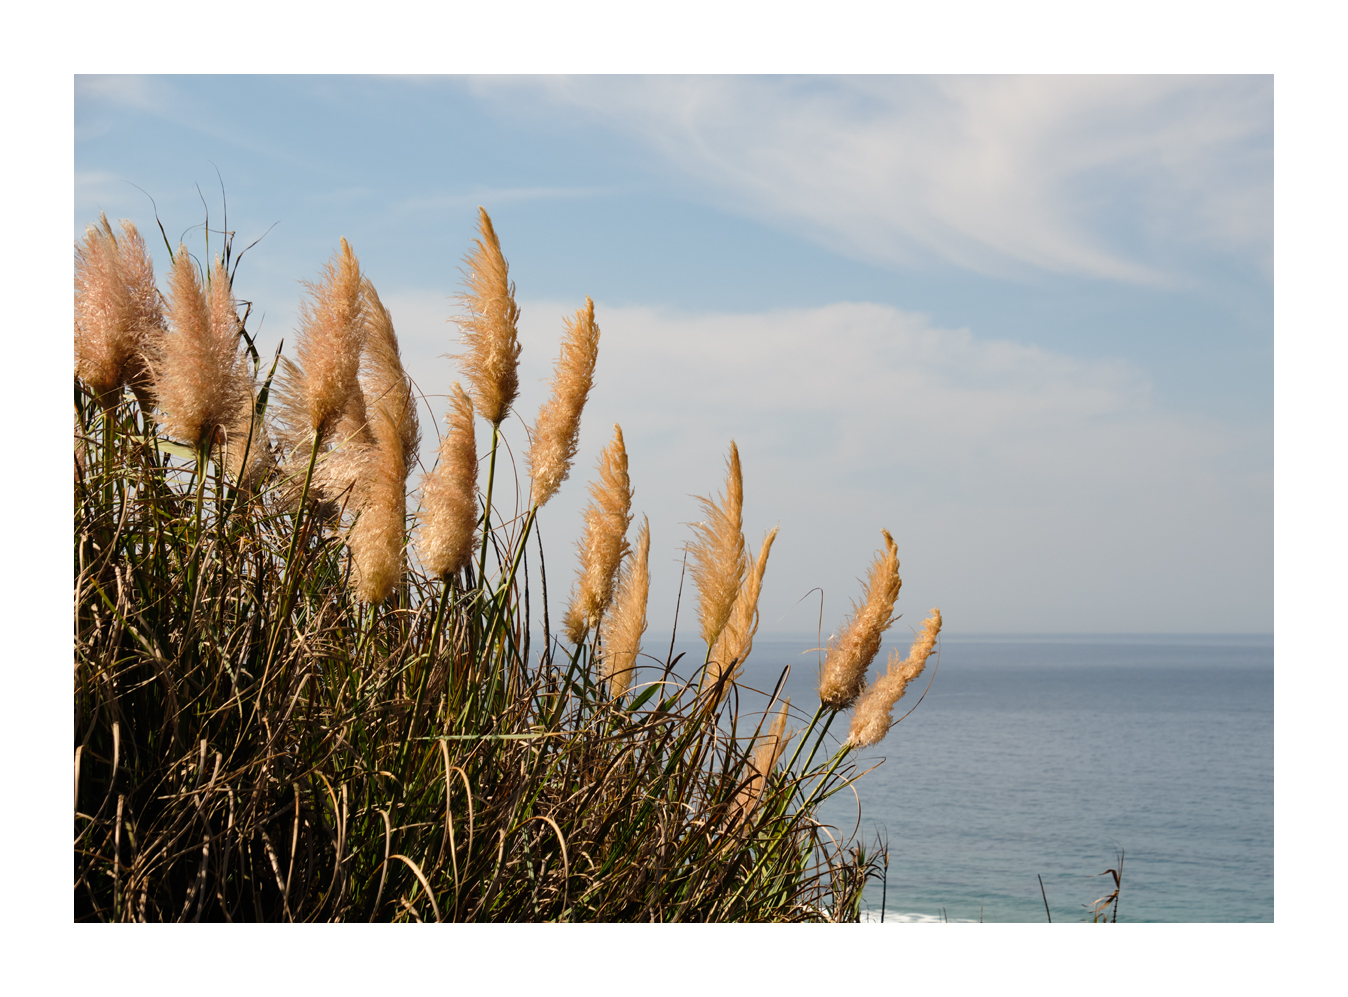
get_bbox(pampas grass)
[417,382,478,580]
[818,530,902,709]
[360,280,421,478]
[562,424,633,643]
[73,216,129,402]
[278,238,366,444]
[345,281,421,604]
[705,527,778,698]
[527,297,601,509]
[72,204,926,924]
[272,239,369,513]
[455,207,521,426]
[688,441,747,651]
[151,249,251,450]
[600,515,650,698]
[847,608,942,748]
[74,215,164,408]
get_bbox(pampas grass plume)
[280,238,366,442]
[74,215,164,406]
[269,240,369,512]
[527,297,601,509]
[818,530,903,709]
[705,526,778,696]
[455,207,521,426]
[152,249,249,448]
[418,382,479,580]
[347,281,421,603]
[74,216,130,399]
[688,441,747,650]
[562,424,632,643]
[360,280,420,475]
[600,515,650,698]
[847,608,942,748]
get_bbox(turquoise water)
[664,632,1274,923]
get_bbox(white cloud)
[469,75,1272,282]
[381,291,1270,634]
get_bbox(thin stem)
[477,422,500,588]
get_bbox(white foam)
[859,909,977,923]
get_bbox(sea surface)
[658,632,1274,923]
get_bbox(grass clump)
[73,208,938,922]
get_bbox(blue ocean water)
[663,632,1274,923]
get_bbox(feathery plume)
[151,249,250,448]
[418,382,479,580]
[74,215,164,407]
[454,207,521,425]
[562,425,633,643]
[209,260,272,491]
[847,608,942,749]
[734,698,792,824]
[74,216,129,400]
[346,282,422,604]
[687,441,747,649]
[115,220,165,411]
[275,238,366,446]
[361,281,421,478]
[272,240,368,509]
[600,515,650,698]
[705,527,778,696]
[818,530,903,709]
[527,297,601,508]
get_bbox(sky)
[73,74,1273,635]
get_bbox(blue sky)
[74,74,1273,633]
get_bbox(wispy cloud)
[75,75,307,167]
[469,75,1272,283]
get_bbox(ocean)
[662,632,1274,923]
